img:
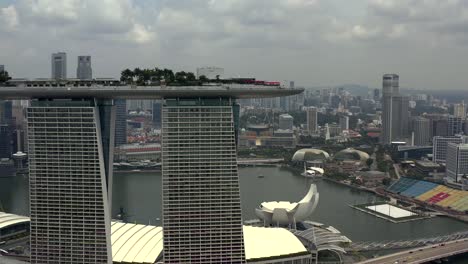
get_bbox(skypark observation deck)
[0,82,304,99]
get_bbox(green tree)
[199,75,208,82]
[382,177,391,186]
[0,70,11,83]
[366,158,374,167]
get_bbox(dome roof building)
[292,149,330,162]
[334,148,370,162]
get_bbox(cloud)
[1,0,468,89]
[0,5,19,31]
[14,0,155,44]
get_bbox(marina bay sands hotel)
[0,80,303,264]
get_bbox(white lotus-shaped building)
[255,184,319,227]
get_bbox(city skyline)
[2,1,468,90]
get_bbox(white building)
[51,52,67,79]
[446,143,468,183]
[433,136,468,163]
[196,67,224,79]
[279,114,294,130]
[255,184,319,227]
[454,102,466,119]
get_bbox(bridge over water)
[346,230,468,252]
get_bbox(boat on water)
[301,164,324,179]
[257,174,265,178]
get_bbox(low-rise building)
[115,143,161,161]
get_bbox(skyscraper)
[162,98,245,263]
[446,143,468,183]
[413,117,430,146]
[453,102,466,119]
[27,98,114,263]
[381,74,395,144]
[392,94,409,139]
[381,74,409,144]
[114,99,127,146]
[77,56,93,80]
[306,107,318,134]
[152,101,162,128]
[448,115,463,136]
[0,65,4,72]
[0,100,13,159]
[51,52,67,79]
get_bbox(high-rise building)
[381,74,409,144]
[433,135,468,163]
[306,107,318,134]
[392,95,409,139]
[446,143,468,183]
[381,74,395,144]
[0,100,13,158]
[339,115,349,131]
[453,102,466,119]
[77,56,92,80]
[448,115,463,136]
[413,117,430,146]
[162,98,245,263]
[279,114,293,130]
[373,88,380,101]
[114,99,127,146]
[152,101,162,128]
[27,99,114,263]
[0,65,4,72]
[51,52,67,79]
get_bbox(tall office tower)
[114,99,127,146]
[339,115,349,131]
[279,114,293,130]
[0,65,4,72]
[51,52,67,79]
[381,74,396,144]
[392,95,409,139]
[433,135,468,163]
[0,100,13,158]
[306,107,318,134]
[161,98,245,263]
[152,100,162,128]
[77,56,93,80]
[448,115,463,136]
[373,88,380,101]
[446,143,468,183]
[413,117,431,146]
[27,99,113,263]
[453,102,466,119]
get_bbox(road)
[357,239,468,264]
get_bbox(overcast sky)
[1,0,467,89]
